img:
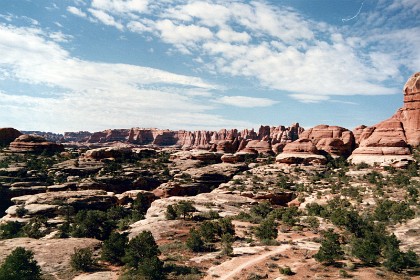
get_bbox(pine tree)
[314,229,344,265]
[0,247,41,280]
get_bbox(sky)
[0,0,419,133]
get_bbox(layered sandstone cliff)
[349,72,419,166]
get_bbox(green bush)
[0,221,23,239]
[123,231,164,279]
[220,233,234,256]
[71,210,115,240]
[0,247,41,280]
[70,247,95,272]
[255,218,277,241]
[314,229,344,264]
[101,232,128,265]
[23,217,47,239]
[279,266,294,275]
[186,228,205,252]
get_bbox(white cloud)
[70,0,409,102]
[67,6,87,18]
[155,19,213,46]
[0,23,250,132]
[216,29,251,43]
[92,0,149,14]
[215,96,278,108]
[88,8,124,30]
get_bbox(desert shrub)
[351,232,382,265]
[279,266,294,275]
[165,205,177,220]
[220,233,234,256]
[217,217,235,236]
[71,210,115,240]
[280,206,300,226]
[303,216,320,231]
[23,217,48,239]
[123,231,164,280]
[199,221,219,243]
[255,218,277,241]
[382,234,419,272]
[70,247,95,272]
[250,202,273,218]
[15,205,28,218]
[305,203,325,217]
[186,228,205,252]
[106,206,129,221]
[373,199,414,224]
[101,232,128,265]
[0,247,41,280]
[167,201,196,220]
[0,221,23,239]
[132,193,152,216]
[314,229,344,264]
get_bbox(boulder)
[9,135,64,154]
[83,146,132,160]
[276,139,327,165]
[299,125,355,157]
[241,140,273,155]
[221,152,258,164]
[0,128,22,146]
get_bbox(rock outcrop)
[0,127,22,146]
[299,125,355,157]
[397,72,420,146]
[66,124,303,154]
[276,139,327,165]
[349,72,420,166]
[9,135,64,154]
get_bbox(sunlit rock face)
[69,124,304,154]
[299,125,355,158]
[349,72,420,166]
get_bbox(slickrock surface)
[0,238,101,279]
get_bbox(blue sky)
[0,0,418,133]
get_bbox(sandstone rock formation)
[299,125,355,157]
[9,134,64,154]
[2,190,117,222]
[0,127,22,146]
[66,124,303,154]
[397,72,420,146]
[349,72,420,165]
[276,139,327,165]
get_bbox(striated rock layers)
[9,135,64,154]
[299,125,355,157]
[68,123,304,154]
[276,125,354,165]
[276,138,327,165]
[349,72,420,166]
[0,127,22,146]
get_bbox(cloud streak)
[66,0,416,103]
[0,23,263,132]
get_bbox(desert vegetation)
[0,143,419,280]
